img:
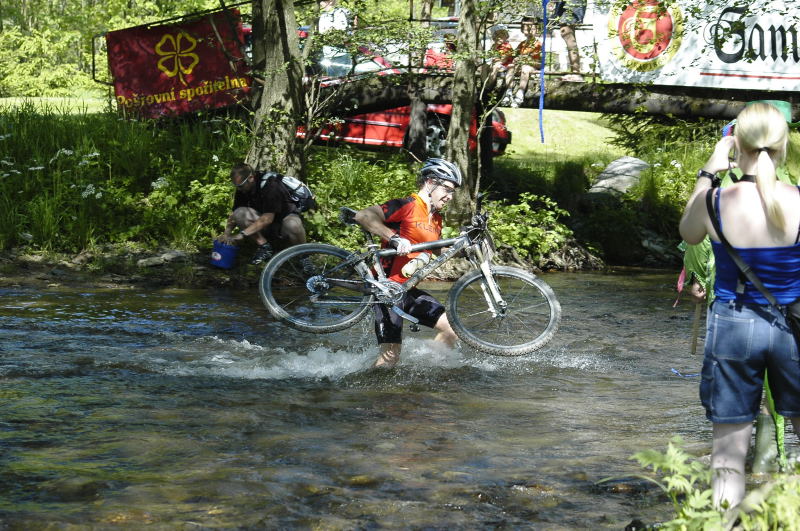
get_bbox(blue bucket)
[210,240,239,269]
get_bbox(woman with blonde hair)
[680,102,800,510]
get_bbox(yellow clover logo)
[155,31,199,86]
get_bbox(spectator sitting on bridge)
[507,15,543,107]
[551,0,586,82]
[220,163,307,265]
[424,33,456,71]
[484,25,515,93]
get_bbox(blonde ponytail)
[734,103,789,229]
[754,148,783,227]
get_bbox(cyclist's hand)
[390,235,412,255]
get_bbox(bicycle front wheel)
[259,243,374,333]
[447,266,561,356]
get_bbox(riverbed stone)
[136,249,189,267]
[40,477,112,502]
[346,474,382,487]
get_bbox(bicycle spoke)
[260,244,374,333]
[448,267,560,356]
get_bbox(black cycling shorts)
[373,288,446,344]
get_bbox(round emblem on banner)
[608,0,683,72]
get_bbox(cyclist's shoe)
[300,256,316,277]
[250,243,273,265]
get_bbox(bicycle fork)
[478,261,507,318]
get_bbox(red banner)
[106,9,251,118]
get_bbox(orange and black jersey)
[380,193,442,283]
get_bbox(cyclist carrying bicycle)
[354,158,462,368]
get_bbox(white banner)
[588,0,800,91]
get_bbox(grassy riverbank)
[0,96,753,273]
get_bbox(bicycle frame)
[338,213,508,324]
[261,204,561,353]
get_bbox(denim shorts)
[700,299,800,423]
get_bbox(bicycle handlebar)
[375,237,462,258]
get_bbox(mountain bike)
[259,200,561,356]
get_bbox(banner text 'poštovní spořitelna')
[105,9,251,118]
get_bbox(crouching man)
[220,163,307,265]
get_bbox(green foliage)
[631,437,800,530]
[573,196,642,264]
[0,28,95,97]
[632,437,715,518]
[565,113,720,262]
[305,150,417,250]
[0,0,425,98]
[0,102,250,251]
[485,193,573,260]
[596,111,800,263]
[0,98,577,262]
[604,111,723,159]
[0,0,225,97]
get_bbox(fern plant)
[627,436,800,530]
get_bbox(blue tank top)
[711,189,800,304]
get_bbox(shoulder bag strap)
[704,188,782,309]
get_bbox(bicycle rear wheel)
[260,243,374,333]
[447,266,560,356]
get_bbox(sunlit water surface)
[0,271,747,528]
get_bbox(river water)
[0,270,741,528]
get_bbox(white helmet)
[420,158,462,187]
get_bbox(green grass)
[488,108,626,208]
[0,95,111,115]
[500,108,626,162]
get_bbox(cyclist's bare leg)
[433,313,457,347]
[373,314,455,367]
[374,343,401,368]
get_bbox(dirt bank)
[0,239,605,291]
[0,245,253,290]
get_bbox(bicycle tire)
[259,243,374,333]
[447,266,561,356]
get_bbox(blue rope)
[671,368,700,378]
[538,0,549,143]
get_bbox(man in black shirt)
[220,163,307,264]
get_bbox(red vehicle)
[297,27,511,158]
[297,104,511,158]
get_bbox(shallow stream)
[0,270,741,528]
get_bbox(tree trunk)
[445,0,480,214]
[246,0,306,177]
[406,0,435,161]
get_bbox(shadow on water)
[0,271,731,528]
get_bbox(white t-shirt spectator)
[319,7,351,33]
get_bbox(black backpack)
[260,171,317,213]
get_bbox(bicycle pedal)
[409,324,420,332]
